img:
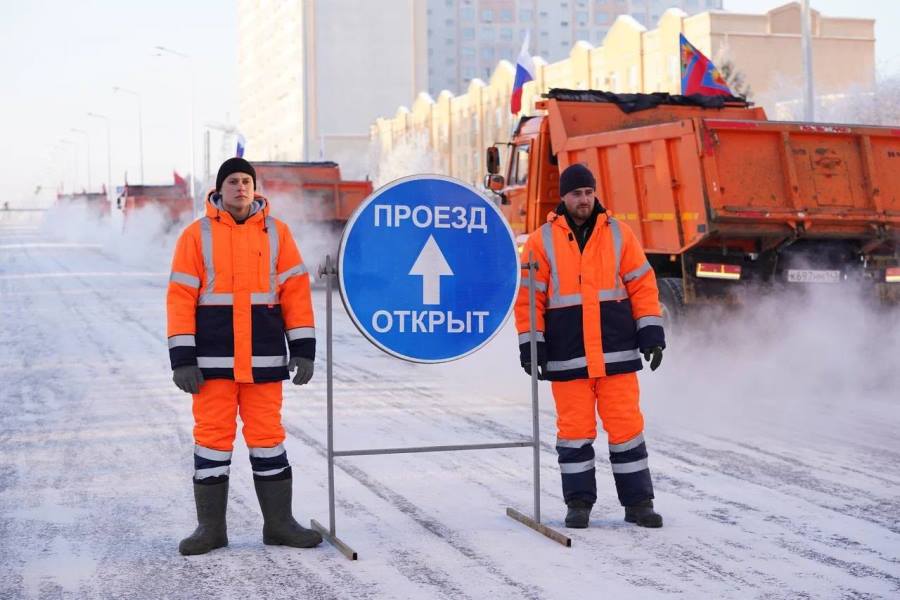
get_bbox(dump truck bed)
[545,96,900,254]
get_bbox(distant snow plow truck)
[485,89,900,317]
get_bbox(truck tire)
[657,277,684,331]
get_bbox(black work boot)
[179,480,229,555]
[624,499,663,528]
[564,499,593,529]
[254,477,322,548]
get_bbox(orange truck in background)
[116,184,193,224]
[57,191,111,217]
[253,161,373,227]
[485,89,900,314]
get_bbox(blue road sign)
[338,175,519,363]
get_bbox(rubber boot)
[564,499,593,529]
[624,499,663,528]
[254,477,322,548]
[178,480,229,555]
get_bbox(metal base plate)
[506,507,572,547]
[311,519,358,560]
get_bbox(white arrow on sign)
[409,235,454,305]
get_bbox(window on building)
[595,12,609,25]
[461,6,474,20]
[520,9,533,21]
[483,27,495,41]
[462,27,475,40]
[464,67,476,78]
[481,46,495,59]
[576,29,589,41]
[595,29,607,42]
[445,18,454,26]
[482,9,492,22]
[462,46,476,57]
[500,27,513,41]
[500,8,513,21]
[540,30,548,37]
[576,11,588,24]
[446,37,454,45]
[561,21,569,27]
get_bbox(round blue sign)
[338,175,519,363]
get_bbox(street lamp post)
[113,86,144,185]
[155,45,196,209]
[801,0,815,121]
[87,112,112,202]
[70,128,91,192]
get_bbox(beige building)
[372,2,875,187]
[238,0,428,178]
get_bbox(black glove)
[173,365,205,394]
[288,357,314,385]
[519,341,547,379]
[642,346,663,371]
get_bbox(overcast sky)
[1,1,898,205]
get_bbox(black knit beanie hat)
[215,157,256,192]
[559,163,596,197]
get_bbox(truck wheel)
[657,277,684,331]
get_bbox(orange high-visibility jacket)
[166,192,315,383]
[515,207,665,381]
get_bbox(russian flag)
[236,133,246,158]
[511,32,535,114]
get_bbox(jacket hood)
[204,189,269,224]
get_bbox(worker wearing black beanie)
[513,160,666,532]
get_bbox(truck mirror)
[486,146,500,174]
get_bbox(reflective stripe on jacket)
[515,210,664,381]
[166,192,315,383]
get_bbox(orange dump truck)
[116,183,193,224]
[57,191,110,217]
[485,89,900,312]
[253,161,373,227]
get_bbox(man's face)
[220,172,254,214]
[562,186,594,223]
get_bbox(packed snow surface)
[1,205,898,599]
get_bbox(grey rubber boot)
[624,499,663,528]
[178,480,229,555]
[565,500,593,529]
[254,477,322,548]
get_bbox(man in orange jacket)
[515,163,665,529]
[167,157,322,554]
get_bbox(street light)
[70,128,91,191]
[154,45,196,207]
[113,86,144,185]
[87,112,112,201]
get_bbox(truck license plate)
[786,269,841,284]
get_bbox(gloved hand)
[642,346,663,371]
[173,365,205,394]
[289,357,314,385]
[519,341,547,379]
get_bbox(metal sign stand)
[310,254,570,561]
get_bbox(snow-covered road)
[1,207,898,599]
